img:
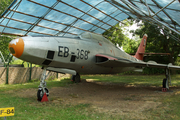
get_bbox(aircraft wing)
[96,54,180,70]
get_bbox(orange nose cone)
[9,38,24,58]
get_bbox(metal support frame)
[0,0,179,41]
[112,0,180,37]
[27,0,107,33]
[56,72,58,79]
[38,67,50,93]
[0,0,22,36]
[25,0,60,36]
[29,63,32,81]
[0,51,18,84]
[0,51,6,67]
[152,0,176,17]
[144,0,151,16]
[165,68,170,89]
[5,55,13,84]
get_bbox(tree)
[103,19,134,47]
[103,23,126,46]
[0,0,14,60]
[103,19,142,55]
[122,37,141,54]
[0,0,13,15]
[134,22,180,65]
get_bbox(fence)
[0,67,70,84]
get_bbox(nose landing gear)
[37,67,50,101]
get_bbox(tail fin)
[134,34,148,60]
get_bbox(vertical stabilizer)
[134,34,148,60]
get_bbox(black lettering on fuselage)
[58,46,63,57]
[58,46,69,57]
[58,46,89,60]
[64,47,69,57]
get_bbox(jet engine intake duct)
[96,56,108,63]
[95,54,117,63]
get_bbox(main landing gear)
[71,73,81,83]
[162,68,171,92]
[37,67,50,101]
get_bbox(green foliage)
[132,21,180,74]
[142,56,168,74]
[134,22,180,64]
[103,23,125,46]
[103,19,133,47]
[0,36,12,59]
[142,67,165,74]
[0,0,14,59]
[0,0,13,15]
[10,59,24,64]
[103,19,142,55]
[122,37,140,54]
[175,57,180,66]
[10,59,42,67]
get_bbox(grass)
[0,94,103,120]
[81,74,180,87]
[0,78,72,92]
[1,74,180,119]
[0,78,110,120]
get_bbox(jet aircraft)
[8,32,180,101]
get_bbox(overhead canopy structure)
[0,0,180,40]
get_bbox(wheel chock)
[41,93,49,102]
[162,88,167,92]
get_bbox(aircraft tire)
[37,88,49,101]
[162,78,168,88]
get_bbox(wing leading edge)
[96,54,180,70]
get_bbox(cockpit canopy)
[79,32,111,44]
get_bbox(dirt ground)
[14,79,179,119]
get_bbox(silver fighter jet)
[9,32,180,101]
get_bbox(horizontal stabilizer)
[139,53,170,55]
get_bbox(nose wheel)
[37,88,49,101]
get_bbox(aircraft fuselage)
[9,33,140,74]
[9,32,178,101]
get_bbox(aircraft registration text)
[58,46,89,60]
